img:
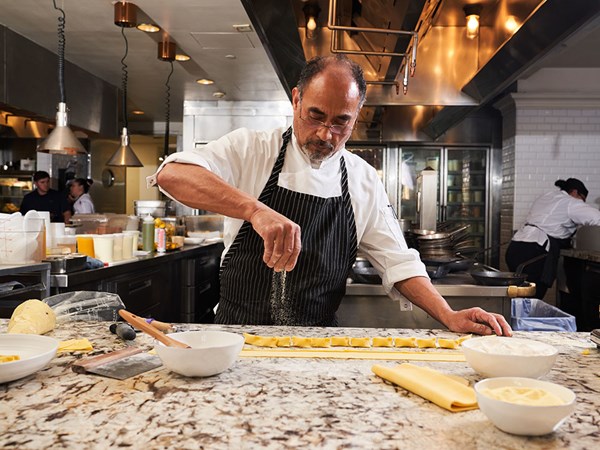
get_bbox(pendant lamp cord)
[164,60,174,156]
[52,0,66,104]
[120,25,129,130]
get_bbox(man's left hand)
[443,307,512,336]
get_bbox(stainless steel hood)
[242,0,600,140]
[0,25,118,139]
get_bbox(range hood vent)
[243,0,600,140]
[0,25,118,138]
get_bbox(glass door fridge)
[442,147,489,251]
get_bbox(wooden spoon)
[118,309,190,348]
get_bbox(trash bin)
[511,298,577,332]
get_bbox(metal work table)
[340,273,514,329]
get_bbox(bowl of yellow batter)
[474,377,576,436]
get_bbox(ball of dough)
[8,299,56,335]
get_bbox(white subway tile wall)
[513,107,600,229]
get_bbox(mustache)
[306,138,334,151]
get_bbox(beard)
[301,138,336,165]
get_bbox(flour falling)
[269,270,294,325]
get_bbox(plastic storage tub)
[511,298,577,332]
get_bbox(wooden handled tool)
[118,309,190,348]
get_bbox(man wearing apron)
[151,55,511,336]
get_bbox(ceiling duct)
[244,0,600,140]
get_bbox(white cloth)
[73,193,95,214]
[147,127,428,301]
[512,189,600,250]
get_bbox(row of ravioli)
[243,333,472,349]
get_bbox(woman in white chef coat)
[506,178,600,300]
[69,178,95,215]
[151,55,511,336]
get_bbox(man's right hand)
[250,208,301,272]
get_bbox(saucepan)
[350,257,382,284]
[469,253,548,286]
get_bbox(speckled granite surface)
[1,321,598,449]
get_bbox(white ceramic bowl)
[475,377,576,436]
[462,336,558,378]
[0,334,59,384]
[155,331,244,377]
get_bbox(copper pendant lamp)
[107,1,143,167]
[37,0,86,155]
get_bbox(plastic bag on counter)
[43,291,125,322]
[511,298,577,332]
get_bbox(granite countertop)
[1,321,598,449]
[562,248,600,263]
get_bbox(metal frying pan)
[469,253,548,286]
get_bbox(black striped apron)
[216,127,358,326]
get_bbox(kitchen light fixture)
[175,53,190,62]
[108,1,143,167]
[303,2,321,40]
[37,0,86,155]
[464,4,482,40]
[158,40,177,61]
[505,15,519,34]
[196,78,214,85]
[158,41,175,162]
[213,92,226,99]
[137,23,160,33]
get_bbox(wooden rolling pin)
[507,282,536,298]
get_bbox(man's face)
[35,177,50,195]
[292,66,362,166]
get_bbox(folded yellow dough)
[8,299,56,335]
[437,338,459,349]
[331,336,350,346]
[349,337,371,348]
[57,338,94,353]
[372,363,478,412]
[291,336,313,348]
[243,333,278,347]
[372,337,394,347]
[309,337,331,348]
[394,337,417,348]
[416,338,437,348]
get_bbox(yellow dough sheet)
[240,347,466,362]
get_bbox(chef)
[150,55,511,336]
[506,178,600,299]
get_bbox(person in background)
[506,178,600,300]
[20,170,71,223]
[151,55,511,336]
[69,178,95,215]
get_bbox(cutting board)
[71,347,162,380]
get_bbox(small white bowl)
[462,336,558,378]
[0,334,59,384]
[155,330,244,377]
[475,377,576,436]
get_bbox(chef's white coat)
[148,127,428,301]
[512,189,600,250]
